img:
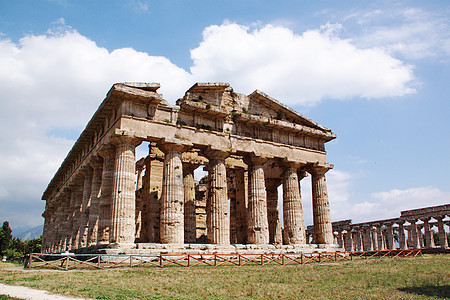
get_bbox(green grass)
[0,254,449,299]
[0,296,22,300]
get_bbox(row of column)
[43,138,335,252]
[43,136,141,252]
[333,218,449,252]
[157,143,334,245]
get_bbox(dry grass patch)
[0,254,449,299]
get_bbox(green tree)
[0,221,13,256]
[25,235,42,254]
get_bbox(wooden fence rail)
[25,249,422,271]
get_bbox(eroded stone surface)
[41,82,339,253]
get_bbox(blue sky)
[0,0,449,234]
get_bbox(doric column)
[308,163,334,244]
[139,154,151,243]
[265,178,282,245]
[229,168,238,244]
[417,225,424,248]
[60,189,71,252]
[41,214,51,252]
[409,219,420,249]
[406,226,412,249]
[245,155,270,244]
[48,206,59,252]
[397,221,407,250]
[205,149,230,245]
[183,164,197,243]
[136,160,145,190]
[421,218,435,248]
[97,145,116,245]
[386,223,395,250]
[235,168,248,244]
[44,207,54,252]
[362,227,372,251]
[135,159,145,241]
[159,141,190,244]
[109,136,141,246]
[282,163,306,245]
[69,177,84,250]
[78,166,93,248]
[141,144,165,243]
[436,216,448,249]
[376,225,384,250]
[354,229,363,251]
[87,156,103,247]
[370,227,378,250]
[345,231,354,251]
[336,231,344,248]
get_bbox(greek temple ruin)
[41,82,338,253]
[310,204,449,251]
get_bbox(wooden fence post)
[65,256,69,271]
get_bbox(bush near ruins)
[0,221,41,260]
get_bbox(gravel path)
[0,283,91,300]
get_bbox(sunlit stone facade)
[41,82,337,252]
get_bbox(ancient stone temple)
[319,204,450,252]
[41,82,337,253]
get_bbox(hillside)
[15,225,43,241]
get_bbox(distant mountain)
[15,225,43,241]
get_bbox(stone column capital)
[396,219,405,225]
[110,134,142,147]
[306,162,334,175]
[158,138,192,154]
[281,158,306,170]
[68,175,84,187]
[79,165,93,176]
[97,144,116,158]
[406,218,418,223]
[420,217,431,223]
[149,143,165,159]
[243,153,272,166]
[89,156,104,169]
[204,148,231,160]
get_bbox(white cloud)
[135,0,150,13]
[328,176,450,223]
[190,22,415,105]
[0,28,193,231]
[371,186,450,211]
[307,167,450,224]
[345,8,450,60]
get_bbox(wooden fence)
[25,249,422,271]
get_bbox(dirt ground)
[0,283,91,300]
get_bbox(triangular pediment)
[175,82,335,142]
[247,90,331,132]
